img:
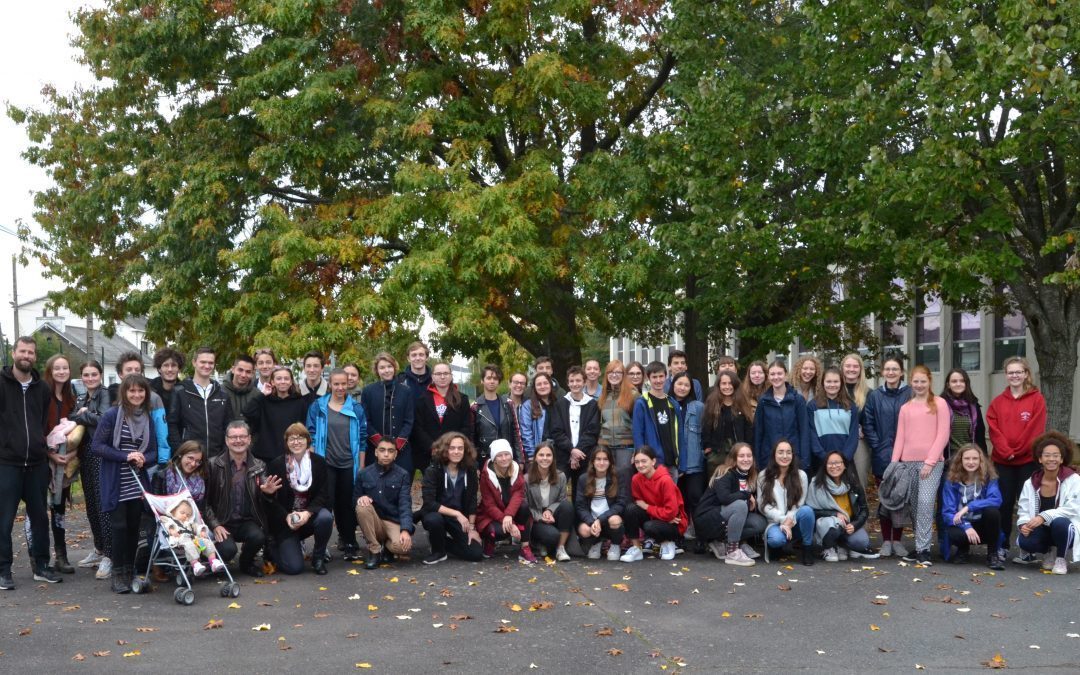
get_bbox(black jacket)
[574,472,628,525]
[471,395,522,463]
[702,404,753,457]
[420,463,479,518]
[412,388,473,463]
[167,379,233,457]
[360,378,415,458]
[696,470,754,517]
[222,372,260,423]
[203,451,267,530]
[149,377,178,418]
[262,452,330,538]
[243,391,310,463]
[0,366,51,467]
[548,396,600,473]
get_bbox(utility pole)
[86,312,95,364]
[10,255,17,339]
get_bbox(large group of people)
[1,335,1078,597]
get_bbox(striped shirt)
[117,420,145,503]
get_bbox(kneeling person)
[355,438,414,569]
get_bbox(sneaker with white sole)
[837,547,849,561]
[659,542,677,561]
[192,561,207,577]
[607,546,622,562]
[708,541,726,561]
[1041,547,1056,571]
[210,558,226,573]
[741,543,761,559]
[619,546,643,563]
[725,548,755,567]
[78,551,103,568]
[95,557,113,580]
[555,546,570,562]
[891,541,909,558]
[1012,550,1038,565]
[642,538,656,555]
[879,541,892,557]
[587,542,603,560]
[849,548,880,559]
[1051,557,1068,575]
[822,547,839,562]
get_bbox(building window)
[915,292,941,371]
[994,311,1027,368]
[882,319,906,363]
[952,312,980,372]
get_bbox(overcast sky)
[1,1,99,342]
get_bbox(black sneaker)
[987,552,1006,571]
[916,550,933,566]
[342,545,362,562]
[0,573,13,590]
[423,552,447,566]
[242,564,265,578]
[901,551,920,563]
[33,567,63,584]
[312,556,328,575]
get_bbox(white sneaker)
[741,543,761,559]
[725,548,755,567]
[78,551,103,568]
[587,542,603,560]
[95,557,113,580]
[619,546,643,563]
[555,546,570,562]
[659,542,677,561]
[1052,557,1068,575]
[1042,547,1056,571]
[607,546,622,562]
[210,558,226,573]
[822,547,839,563]
[837,547,849,561]
[879,541,892,558]
[192,561,207,577]
[708,541,726,561]
[891,541,909,558]
[850,548,880,560]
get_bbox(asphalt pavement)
[2,507,1078,673]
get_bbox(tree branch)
[596,51,676,152]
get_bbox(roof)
[34,324,150,366]
[123,316,148,331]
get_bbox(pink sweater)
[891,396,950,466]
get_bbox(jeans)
[995,461,1037,550]
[326,465,359,548]
[1017,518,1073,555]
[216,518,266,568]
[623,504,680,543]
[765,505,815,548]
[0,463,52,575]
[530,501,575,551]
[422,512,484,561]
[275,508,334,574]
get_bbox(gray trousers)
[904,461,944,552]
[720,500,767,543]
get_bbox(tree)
[13,0,675,377]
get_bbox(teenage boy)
[399,341,432,400]
[168,347,232,456]
[664,350,703,401]
[113,350,172,465]
[471,364,523,464]
[715,355,738,377]
[0,337,61,588]
[149,347,184,413]
[354,439,414,569]
[298,350,328,400]
[549,366,600,487]
[222,354,259,422]
[583,359,603,400]
[633,361,681,476]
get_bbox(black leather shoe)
[0,573,14,590]
[364,554,379,570]
[313,556,328,575]
[801,546,815,566]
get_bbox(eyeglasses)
[826,462,844,468]
[286,436,308,443]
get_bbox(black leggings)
[530,501,574,551]
[483,502,532,543]
[110,499,143,570]
[422,512,484,561]
[326,465,359,548]
[945,507,1002,554]
[624,504,680,543]
[578,517,625,549]
[50,486,70,552]
[995,461,1036,549]
[678,472,706,525]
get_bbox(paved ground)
[2,506,1078,673]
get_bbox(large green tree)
[14,0,674,374]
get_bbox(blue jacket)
[941,478,1003,531]
[678,399,705,475]
[631,393,682,467]
[353,462,414,532]
[664,376,704,402]
[91,406,159,513]
[862,384,912,477]
[359,378,415,466]
[752,385,810,470]
[307,394,367,477]
[518,400,551,460]
[807,398,860,463]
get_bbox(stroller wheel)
[176,574,185,587]
[130,577,143,594]
[174,587,195,605]
[220,584,231,598]
[229,582,241,598]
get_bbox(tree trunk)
[1013,282,1079,435]
[682,275,710,388]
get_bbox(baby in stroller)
[159,499,225,577]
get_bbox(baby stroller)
[128,466,241,604]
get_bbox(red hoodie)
[986,387,1047,466]
[631,469,688,535]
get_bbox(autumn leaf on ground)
[204,619,223,630]
[440,588,454,597]
[367,605,378,611]
[135,627,158,633]
[122,651,140,658]
[595,627,614,636]
[877,647,895,653]
[611,583,629,592]
[506,603,522,612]
[777,584,791,592]
[355,663,372,669]
[116,640,128,646]
[744,613,763,619]
[18,628,31,636]
[72,654,86,661]
[313,612,331,619]
[92,651,111,657]
[721,611,731,618]
[252,623,272,631]
[529,601,554,611]
[982,653,1007,669]
[493,625,519,633]
[667,599,680,605]
[227,602,241,609]
[871,598,888,605]
[870,625,881,631]
[93,618,109,623]
[345,633,359,639]
[606,648,623,656]
[62,605,80,612]
[260,601,276,606]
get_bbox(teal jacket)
[307,394,367,476]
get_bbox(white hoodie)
[564,392,590,447]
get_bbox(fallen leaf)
[815,650,825,655]
[596,627,614,636]
[355,663,372,669]
[72,654,86,662]
[623,626,633,634]
[389,577,399,583]
[507,603,523,612]
[529,601,554,611]
[450,614,473,621]
[871,598,888,606]
[468,581,478,586]
[586,571,602,576]
[721,611,731,618]
[314,612,331,619]
[493,625,519,633]
[668,599,680,605]
[611,583,629,592]
[18,628,31,636]
[93,618,109,624]
[777,584,791,592]
[870,625,881,631]
[347,569,360,576]
[606,648,623,656]
[368,605,378,611]
[915,665,925,670]
[877,647,895,653]
[527,577,537,583]
[991,613,1007,619]
[345,633,359,639]
[122,651,140,658]
[62,605,80,612]
[744,613,763,620]
[135,627,158,633]
[395,615,412,620]
[116,640,128,646]
[203,619,224,630]
[227,602,242,609]
[982,653,1007,669]
[259,601,275,607]
[252,623,272,631]
[92,651,111,657]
